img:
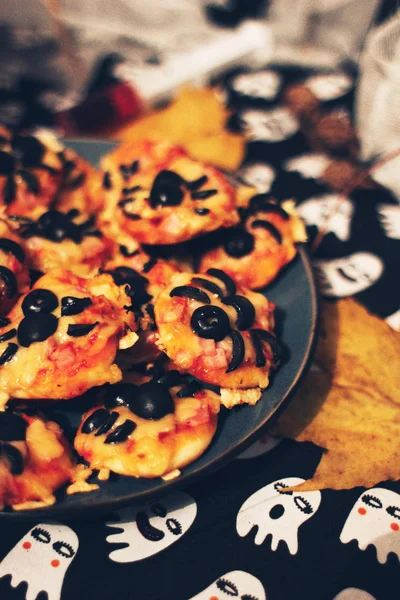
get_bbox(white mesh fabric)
[356,13,400,201]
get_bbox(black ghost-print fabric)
[218,63,400,327]
[0,440,399,599]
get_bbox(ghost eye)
[274,482,293,495]
[387,506,400,520]
[362,494,383,509]
[151,503,167,518]
[216,578,239,596]
[294,496,313,514]
[166,518,182,536]
[52,541,75,558]
[31,527,51,543]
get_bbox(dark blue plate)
[2,139,319,518]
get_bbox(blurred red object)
[54,81,144,136]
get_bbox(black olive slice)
[249,330,266,367]
[170,285,210,304]
[0,238,25,263]
[104,420,136,444]
[67,322,98,337]
[190,305,231,342]
[153,170,184,188]
[128,381,175,420]
[103,171,112,189]
[122,210,141,221]
[67,173,86,190]
[250,328,281,364]
[0,328,16,343]
[12,134,45,167]
[223,229,255,258]
[150,183,184,208]
[0,151,14,175]
[186,175,208,191]
[22,289,59,316]
[61,296,92,316]
[0,266,17,298]
[142,257,157,274]
[0,412,27,441]
[0,442,24,474]
[122,185,141,195]
[206,268,236,296]
[191,189,217,200]
[176,380,202,398]
[0,343,18,365]
[195,208,210,216]
[226,330,245,372]
[104,383,138,409]
[222,295,255,330]
[18,314,58,347]
[81,408,110,434]
[250,220,282,244]
[157,370,182,388]
[130,160,139,174]
[4,177,16,205]
[252,201,289,220]
[94,412,119,436]
[18,170,40,194]
[119,164,131,180]
[0,317,11,327]
[191,277,224,298]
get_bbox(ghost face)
[239,162,276,193]
[232,70,281,101]
[236,477,321,555]
[314,252,384,298]
[340,487,400,564]
[333,589,376,600]
[297,194,354,241]
[237,434,281,460]
[190,570,266,600]
[240,108,299,142]
[305,73,352,101]
[0,523,78,600]
[284,153,330,180]
[377,204,400,240]
[106,491,197,563]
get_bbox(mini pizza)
[74,371,220,478]
[99,140,239,245]
[0,130,64,217]
[154,271,279,404]
[56,148,105,215]
[0,269,138,406]
[198,198,307,290]
[0,218,30,316]
[0,410,74,510]
[12,208,111,274]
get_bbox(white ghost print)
[236,477,321,555]
[385,308,400,331]
[237,435,281,460]
[189,570,266,600]
[340,487,400,564]
[284,153,331,180]
[239,163,276,193]
[314,252,384,297]
[240,108,299,142]
[106,491,197,563]
[333,588,376,600]
[377,204,400,239]
[305,73,352,101]
[0,523,78,600]
[232,70,281,101]
[297,194,354,242]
